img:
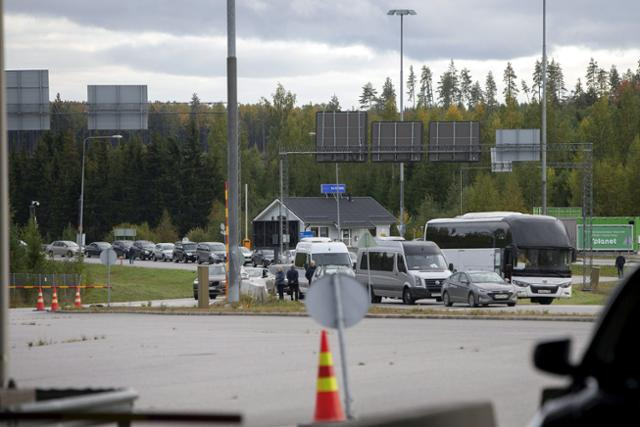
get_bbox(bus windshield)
[312,253,351,267]
[513,248,572,275]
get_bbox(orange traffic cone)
[35,287,45,311]
[74,286,82,308]
[313,330,345,423]
[50,287,59,312]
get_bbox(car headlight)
[415,278,425,287]
[477,287,489,294]
[512,280,528,287]
[560,281,572,288]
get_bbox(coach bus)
[425,212,575,304]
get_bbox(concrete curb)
[63,309,596,322]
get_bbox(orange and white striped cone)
[313,330,345,423]
[74,286,82,308]
[35,287,45,311]
[50,287,60,312]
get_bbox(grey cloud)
[7,0,640,61]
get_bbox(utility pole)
[541,0,547,215]
[0,0,10,387]
[227,0,240,302]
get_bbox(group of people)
[274,261,317,301]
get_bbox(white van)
[355,238,452,305]
[294,238,352,296]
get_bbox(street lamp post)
[78,135,122,246]
[388,8,416,237]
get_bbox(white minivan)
[294,237,352,296]
[355,238,452,304]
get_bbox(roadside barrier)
[313,330,345,423]
[50,287,60,312]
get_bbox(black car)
[173,241,198,263]
[130,240,156,260]
[531,266,640,426]
[196,242,226,264]
[83,242,111,258]
[252,248,275,267]
[112,240,133,258]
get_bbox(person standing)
[286,264,299,301]
[305,260,317,286]
[128,246,135,264]
[275,267,286,300]
[615,253,626,278]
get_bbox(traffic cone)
[313,330,345,423]
[50,287,59,312]
[35,287,45,311]
[74,286,82,308]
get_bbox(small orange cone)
[50,287,59,312]
[313,330,345,423]
[35,287,45,311]
[74,286,82,308]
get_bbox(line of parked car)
[46,239,256,266]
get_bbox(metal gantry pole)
[245,183,248,242]
[0,0,10,388]
[227,0,240,302]
[541,0,548,215]
[78,137,87,246]
[279,157,284,258]
[399,13,405,237]
[335,163,341,241]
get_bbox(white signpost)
[305,273,369,419]
[100,248,117,306]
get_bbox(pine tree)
[459,68,473,109]
[406,65,416,108]
[470,81,484,107]
[597,68,609,97]
[377,77,397,118]
[327,94,341,111]
[359,82,378,110]
[521,79,530,103]
[585,58,599,99]
[608,65,621,92]
[503,62,519,103]
[547,59,566,103]
[437,60,459,108]
[417,66,433,108]
[532,60,543,101]
[485,71,498,109]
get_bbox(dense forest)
[8,57,640,243]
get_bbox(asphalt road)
[9,310,592,427]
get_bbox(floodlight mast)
[387,8,416,237]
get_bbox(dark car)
[530,266,640,426]
[173,241,198,263]
[196,242,227,264]
[130,240,156,260]
[84,242,111,258]
[112,240,133,258]
[442,270,517,307]
[252,248,275,267]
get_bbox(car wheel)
[85,253,90,258]
[66,250,73,258]
[468,292,478,308]
[48,250,54,258]
[507,301,516,307]
[402,287,415,305]
[211,295,217,300]
[193,292,198,300]
[197,259,202,265]
[443,291,453,307]
[538,298,553,305]
[253,262,257,267]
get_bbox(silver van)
[355,239,451,305]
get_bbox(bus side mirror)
[448,263,454,272]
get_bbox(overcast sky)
[5,0,639,108]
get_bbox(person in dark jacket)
[615,254,626,278]
[275,267,286,300]
[286,264,299,301]
[305,260,317,286]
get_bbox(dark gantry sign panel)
[428,121,480,162]
[87,85,149,130]
[371,121,423,162]
[6,70,50,131]
[315,111,367,162]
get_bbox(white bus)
[425,212,575,304]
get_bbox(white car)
[153,243,175,262]
[238,246,253,264]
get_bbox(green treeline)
[9,59,640,242]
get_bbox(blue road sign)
[299,230,314,238]
[320,184,346,194]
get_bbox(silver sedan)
[442,270,517,307]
